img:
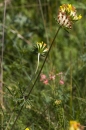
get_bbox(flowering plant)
[69,121,85,130]
[57,4,82,29]
[13,3,82,129]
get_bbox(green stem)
[70,51,73,115]
[10,105,23,130]
[26,26,61,98]
[35,53,40,74]
[10,26,61,130]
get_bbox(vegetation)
[0,0,86,130]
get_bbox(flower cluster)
[57,4,82,29]
[36,41,48,55]
[69,121,85,130]
[69,121,80,130]
[40,74,49,85]
[40,72,64,85]
[55,100,61,105]
[35,41,48,73]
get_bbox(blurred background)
[0,0,86,130]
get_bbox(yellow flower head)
[69,121,80,130]
[55,100,61,105]
[36,41,48,54]
[25,128,30,130]
[57,4,82,29]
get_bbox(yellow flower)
[55,100,61,105]
[25,128,30,130]
[69,121,80,130]
[57,4,82,29]
[36,41,48,54]
[78,15,82,19]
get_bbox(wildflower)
[25,128,30,130]
[49,74,56,80]
[40,72,65,85]
[55,100,61,105]
[69,121,80,130]
[69,121,86,130]
[40,74,49,85]
[43,79,49,85]
[56,72,65,85]
[36,41,48,55]
[57,4,82,29]
[40,74,47,81]
[59,79,64,85]
[35,42,48,73]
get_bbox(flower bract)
[57,4,82,29]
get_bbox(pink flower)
[43,79,49,85]
[40,74,46,81]
[59,80,64,85]
[49,74,56,80]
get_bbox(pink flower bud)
[59,80,64,85]
[43,79,49,85]
[40,74,46,81]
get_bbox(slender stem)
[10,105,23,130]
[10,26,61,130]
[70,51,73,115]
[26,26,61,98]
[38,0,49,43]
[35,53,40,74]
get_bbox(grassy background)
[0,0,86,130]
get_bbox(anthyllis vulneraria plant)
[35,41,48,73]
[10,4,82,130]
[57,4,82,29]
[69,121,86,130]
